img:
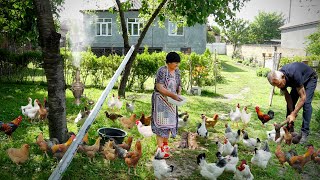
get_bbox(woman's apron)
[154,68,177,129]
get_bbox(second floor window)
[127,18,143,36]
[168,21,184,36]
[96,18,112,36]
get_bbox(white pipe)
[49,45,135,180]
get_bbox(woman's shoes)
[155,147,170,159]
[163,142,170,153]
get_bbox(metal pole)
[214,49,217,94]
[49,45,135,180]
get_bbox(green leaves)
[306,26,320,56]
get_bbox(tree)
[248,11,285,44]
[207,25,221,43]
[223,19,249,58]
[306,26,320,56]
[113,0,248,97]
[33,0,69,143]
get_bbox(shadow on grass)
[200,89,225,98]
[221,61,246,72]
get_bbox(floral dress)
[151,66,181,138]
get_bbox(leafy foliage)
[248,11,285,43]
[256,67,271,77]
[306,26,320,56]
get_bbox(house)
[80,0,206,56]
[280,0,320,52]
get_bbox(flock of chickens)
[1,94,320,179]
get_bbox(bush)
[315,107,320,130]
[256,67,271,77]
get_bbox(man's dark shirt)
[279,62,316,89]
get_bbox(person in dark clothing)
[267,62,318,143]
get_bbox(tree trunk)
[33,0,68,143]
[118,0,167,97]
[115,0,130,53]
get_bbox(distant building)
[80,0,206,56]
[280,0,320,52]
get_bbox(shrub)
[256,67,271,77]
[315,107,320,130]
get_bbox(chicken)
[75,107,91,125]
[275,144,286,166]
[152,148,174,180]
[101,140,116,165]
[0,115,23,139]
[51,134,76,161]
[36,132,49,158]
[233,160,254,180]
[291,131,302,144]
[255,106,274,126]
[251,141,271,169]
[125,140,142,175]
[178,132,189,148]
[126,100,135,113]
[118,136,133,151]
[230,103,241,127]
[216,141,224,154]
[205,114,219,129]
[7,144,30,165]
[283,126,292,145]
[178,111,188,118]
[197,115,208,139]
[241,130,261,150]
[82,137,101,162]
[224,124,241,145]
[37,99,48,120]
[105,111,123,123]
[196,152,227,180]
[267,124,284,143]
[224,144,239,173]
[140,113,151,126]
[112,139,128,158]
[21,97,33,115]
[24,99,40,121]
[241,106,251,128]
[107,94,116,110]
[43,97,49,112]
[222,138,234,156]
[286,144,315,172]
[136,120,154,138]
[178,113,189,128]
[188,132,198,150]
[119,114,137,129]
[114,96,123,111]
[311,148,320,164]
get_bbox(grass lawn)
[0,55,319,179]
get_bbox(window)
[127,18,143,36]
[96,18,112,36]
[168,21,184,36]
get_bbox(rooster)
[0,116,23,139]
[286,144,315,172]
[233,160,254,180]
[197,152,227,180]
[152,148,174,180]
[125,140,142,175]
[255,106,274,126]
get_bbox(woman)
[151,52,182,159]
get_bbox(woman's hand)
[172,94,182,101]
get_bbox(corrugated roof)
[280,20,320,30]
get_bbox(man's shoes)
[299,132,308,144]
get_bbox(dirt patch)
[224,87,250,101]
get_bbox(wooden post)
[268,50,282,107]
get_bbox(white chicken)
[229,103,241,128]
[242,130,261,150]
[216,141,224,154]
[74,107,91,126]
[24,99,40,120]
[178,114,189,128]
[241,106,251,128]
[266,125,285,143]
[136,120,154,138]
[234,160,254,180]
[224,124,241,145]
[224,144,239,173]
[196,152,227,180]
[114,96,123,111]
[21,97,33,115]
[152,148,174,180]
[222,138,234,156]
[251,141,271,169]
[197,115,208,138]
[107,94,116,110]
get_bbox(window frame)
[96,18,112,36]
[127,18,143,36]
[168,20,184,36]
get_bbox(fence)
[206,43,226,55]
